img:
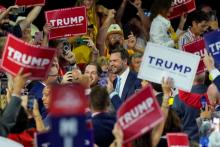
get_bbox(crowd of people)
[0,0,220,146]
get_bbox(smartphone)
[98,72,108,88]
[34,32,43,43]
[62,40,71,56]
[12,7,25,14]
[0,78,8,95]
[200,96,207,111]
[27,94,35,110]
[143,9,151,17]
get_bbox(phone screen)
[0,78,8,95]
[98,72,108,87]
[27,94,35,110]
[34,32,43,43]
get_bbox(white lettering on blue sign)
[208,41,220,54]
[59,118,78,147]
[148,56,191,74]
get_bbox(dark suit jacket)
[213,75,220,92]
[172,84,207,142]
[0,96,22,137]
[111,70,142,111]
[92,112,116,147]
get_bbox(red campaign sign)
[167,133,189,147]
[15,0,45,6]
[45,6,87,40]
[0,5,6,12]
[50,84,88,116]
[183,38,205,74]
[169,0,196,19]
[117,85,164,144]
[1,34,57,80]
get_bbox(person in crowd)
[149,0,186,48]
[84,63,102,88]
[0,68,31,137]
[178,10,209,50]
[28,57,59,119]
[107,46,142,110]
[97,9,138,56]
[110,77,174,147]
[178,52,220,109]
[97,56,109,72]
[172,75,208,142]
[76,0,99,43]
[116,0,149,52]
[90,85,116,147]
[0,5,42,39]
[130,52,142,73]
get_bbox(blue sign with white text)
[50,115,87,147]
[36,131,51,147]
[204,29,220,69]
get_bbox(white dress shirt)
[118,67,130,98]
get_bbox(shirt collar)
[119,67,130,79]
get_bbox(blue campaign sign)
[204,29,220,69]
[36,131,51,147]
[84,120,94,147]
[50,115,87,147]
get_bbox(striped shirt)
[178,28,201,50]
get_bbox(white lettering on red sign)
[7,46,50,68]
[194,48,206,58]
[118,98,154,127]
[50,16,84,27]
[172,0,190,7]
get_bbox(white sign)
[138,42,200,92]
[0,137,23,147]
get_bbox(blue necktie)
[115,76,121,94]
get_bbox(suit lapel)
[121,71,134,101]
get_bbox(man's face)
[131,57,142,72]
[193,21,209,36]
[84,65,99,87]
[108,33,124,46]
[110,52,127,75]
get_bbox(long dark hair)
[132,131,152,147]
[150,0,173,21]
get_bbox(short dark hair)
[90,86,109,111]
[150,0,173,21]
[189,10,209,25]
[110,46,130,61]
[85,62,102,76]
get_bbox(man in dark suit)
[107,46,142,111]
[90,86,116,147]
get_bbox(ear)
[123,58,128,65]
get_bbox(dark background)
[0,0,219,29]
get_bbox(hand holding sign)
[45,6,87,39]
[117,85,163,143]
[1,34,57,80]
[161,77,173,98]
[12,68,31,96]
[203,51,215,72]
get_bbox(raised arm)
[19,6,42,31]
